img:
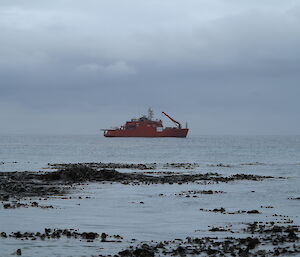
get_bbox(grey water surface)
[0,135,299,256]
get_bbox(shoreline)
[0,162,299,256]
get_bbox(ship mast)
[148,108,154,120]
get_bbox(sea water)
[0,135,299,256]
[1,134,299,171]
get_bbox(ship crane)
[162,112,181,129]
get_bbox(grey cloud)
[76,61,137,76]
[0,1,299,134]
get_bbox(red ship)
[102,109,188,137]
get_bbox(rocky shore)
[0,163,278,201]
[116,221,300,257]
[1,222,299,256]
[1,162,299,256]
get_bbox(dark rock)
[213,207,226,213]
[288,231,298,240]
[0,195,9,201]
[209,227,227,232]
[132,248,154,257]
[246,237,260,250]
[31,202,39,207]
[247,210,260,214]
[1,232,7,238]
[118,249,131,256]
[82,232,98,240]
[14,232,22,238]
[101,232,107,242]
[45,228,52,234]
[3,203,12,209]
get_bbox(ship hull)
[104,128,188,138]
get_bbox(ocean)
[1,134,299,172]
[0,134,299,256]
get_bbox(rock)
[118,249,131,256]
[3,203,12,209]
[44,228,52,234]
[133,248,155,257]
[1,232,7,238]
[0,195,9,201]
[247,210,260,214]
[14,232,22,238]
[31,202,39,207]
[82,232,98,240]
[209,227,227,232]
[246,237,260,250]
[101,232,107,242]
[213,207,226,213]
[288,231,298,240]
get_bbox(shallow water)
[0,135,299,256]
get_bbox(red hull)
[104,127,188,137]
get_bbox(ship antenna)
[148,108,154,120]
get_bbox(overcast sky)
[0,0,299,135]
